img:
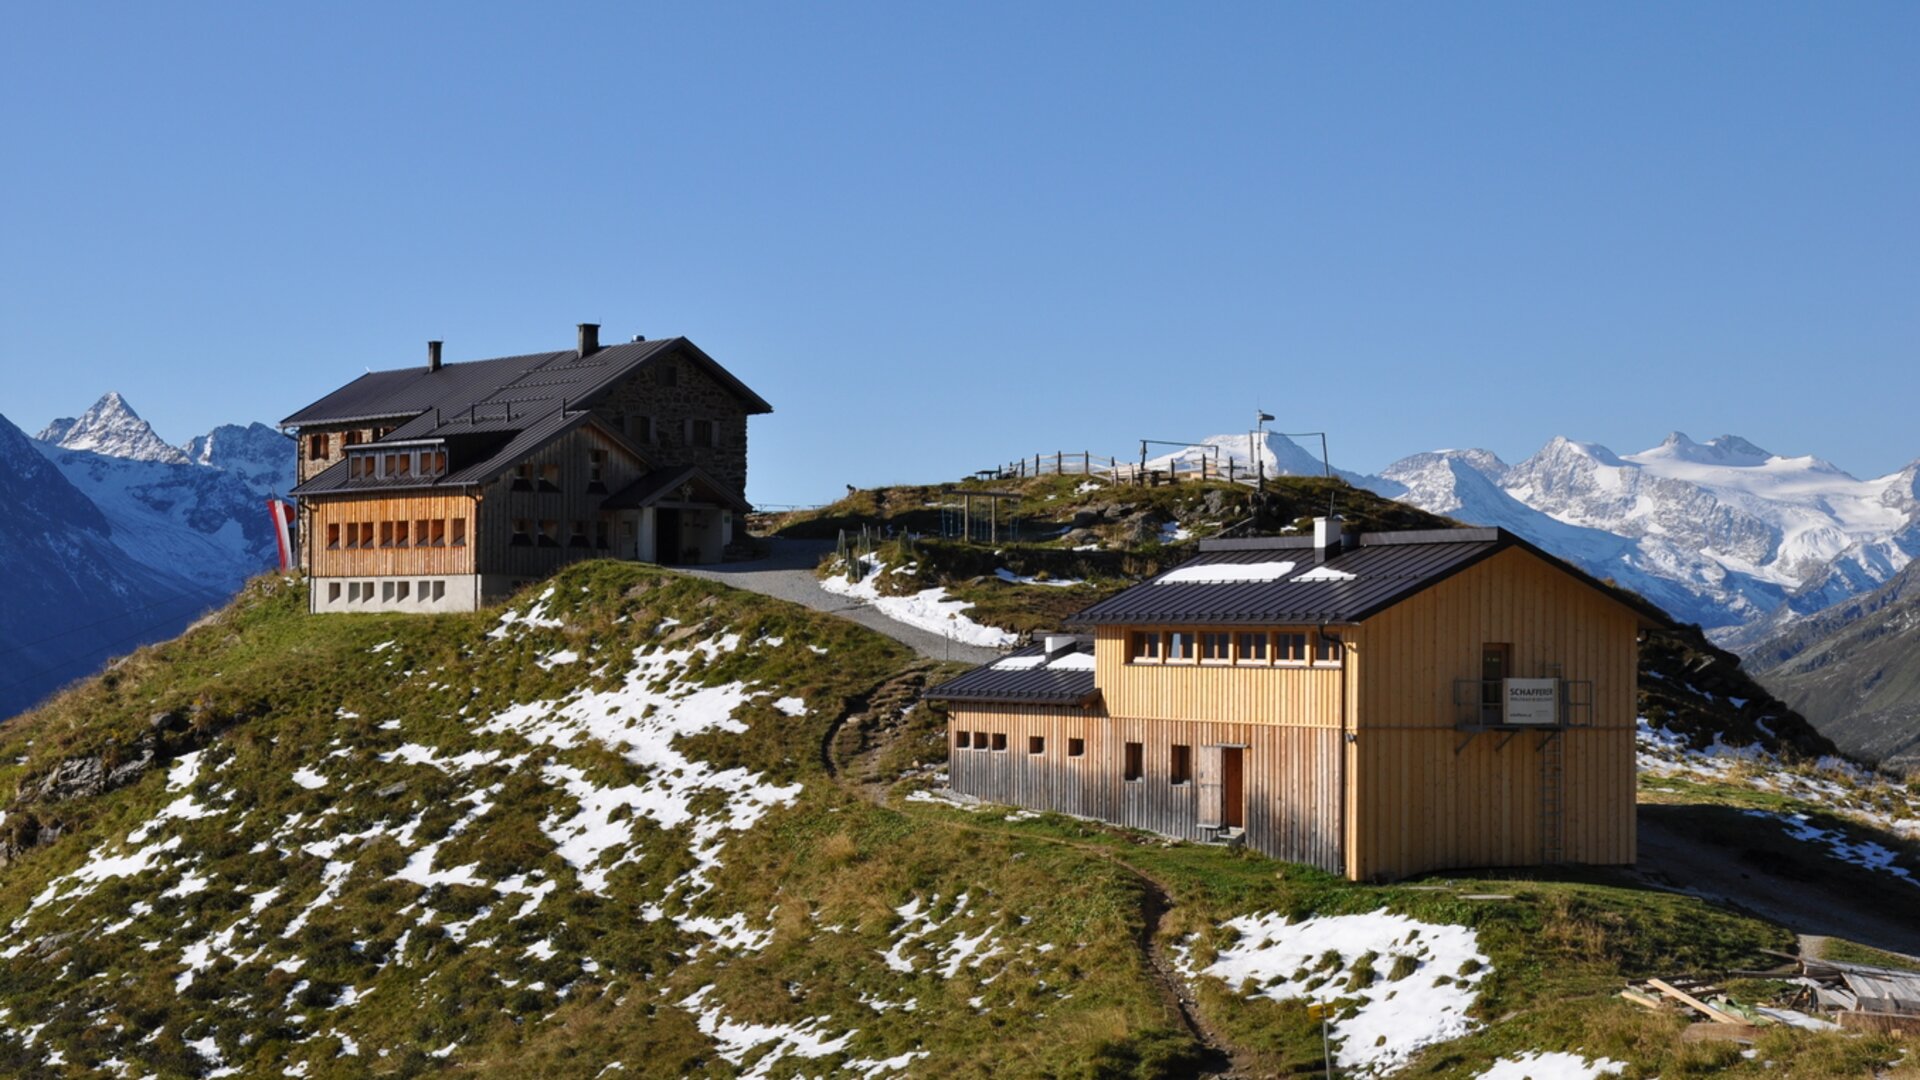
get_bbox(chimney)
[577,322,601,359]
[427,340,443,372]
[1313,515,1346,563]
[1044,634,1078,659]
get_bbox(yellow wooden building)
[926,519,1670,881]
[281,325,769,613]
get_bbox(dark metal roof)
[923,639,1100,707]
[604,466,752,513]
[285,336,769,501]
[1067,527,1676,629]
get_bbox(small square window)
[1068,738,1085,757]
[970,731,986,749]
[382,581,395,602]
[327,582,342,602]
[1129,631,1162,663]
[431,581,446,601]
[451,518,467,546]
[1123,742,1143,781]
[511,519,532,547]
[990,732,1008,752]
[326,523,341,549]
[956,730,971,750]
[1314,633,1345,666]
[1201,632,1232,663]
[1237,632,1269,663]
[1028,736,1045,755]
[1276,632,1309,664]
[1166,631,1195,663]
[395,581,410,601]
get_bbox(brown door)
[1221,747,1244,829]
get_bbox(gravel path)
[680,539,1005,665]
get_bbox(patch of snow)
[1743,809,1916,885]
[1178,909,1490,1075]
[291,767,329,790]
[994,568,1084,588]
[820,556,1017,647]
[1294,565,1357,582]
[771,696,807,717]
[1157,561,1296,585]
[1477,1051,1626,1079]
[681,985,854,1076]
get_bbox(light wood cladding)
[310,492,478,577]
[1095,627,1346,727]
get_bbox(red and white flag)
[267,499,295,571]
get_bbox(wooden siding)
[1345,547,1641,880]
[474,426,650,581]
[947,704,1344,873]
[1094,626,1346,727]
[309,492,479,577]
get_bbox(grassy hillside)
[1747,559,1920,774]
[0,556,1912,1077]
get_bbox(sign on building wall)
[1503,678,1560,726]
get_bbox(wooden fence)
[982,449,1257,487]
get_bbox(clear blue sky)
[4,4,1915,505]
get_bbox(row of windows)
[326,518,467,549]
[347,447,448,480]
[1127,629,1343,667]
[306,426,396,461]
[621,414,725,450]
[954,731,1198,785]
[510,517,613,549]
[327,579,449,604]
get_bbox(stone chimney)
[1313,515,1346,563]
[578,323,601,359]
[427,340,443,372]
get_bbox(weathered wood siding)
[946,705,1344,873]
[474,426,649,581]
[1345,546,1640,880]
[1093,627,1345,726]
[309,492,479,576]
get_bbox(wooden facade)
[939,537,1650,882]
[471,426,651,583]
[309,492,480,577]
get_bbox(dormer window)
[513,463,534,491]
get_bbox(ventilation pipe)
[1313,515,1346,563]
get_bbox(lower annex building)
[925,519,1673,882]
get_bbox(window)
[343,523,359,549]
[1028,736,1045,755]
[415,518,429,546]
[539,519,560,547]
[427,450,447,476]
[348,454,368,479]
[431,580,446,601]
[327,523,341,549]
[343,429,365,448]
[540,464,561,491]
[1170,745,1192,785]
[428,519,446,546]
[394,520,410,547]
[1123,742,1144,782]
[379,521,394,548]
[1482,642,1512,723]
[395,581,410,601]
[1128,631,1162,663]
[1237,632,1268,664]
[418,579,430,597]
[381,581,395,602]
[1201,632,1232,663]
[990,732,1008,752]
[511,518,532,546]
[956,730,971,750]
[1068,738,1085,758]
[1315,633,1345,666]
[690,419,715,448]
[626,414,653,444]
[588,450,608,487]
[1276,632,1309,664]
[347,582,361,602]
[569,520,589,548]
[327,582,341,602]
[595,515,611,550]
[513,463,534,491]
[392,453,410,477]
[308,433,328,460]
[451,518,467,546]
[1166,631,1196,663]
[970,731,985,749]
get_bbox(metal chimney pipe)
[428,340,443,372]
[578,323,600,358]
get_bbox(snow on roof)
[1155,561,1297,585]
[1293,565,1357,583]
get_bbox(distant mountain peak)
[38,392,191,465]
[1644,431,1774,466]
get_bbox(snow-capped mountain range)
[1154,431,1919,643]
[1,394,295,718]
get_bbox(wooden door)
[1196,745,1224,828]
[1221,747,1245,829]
